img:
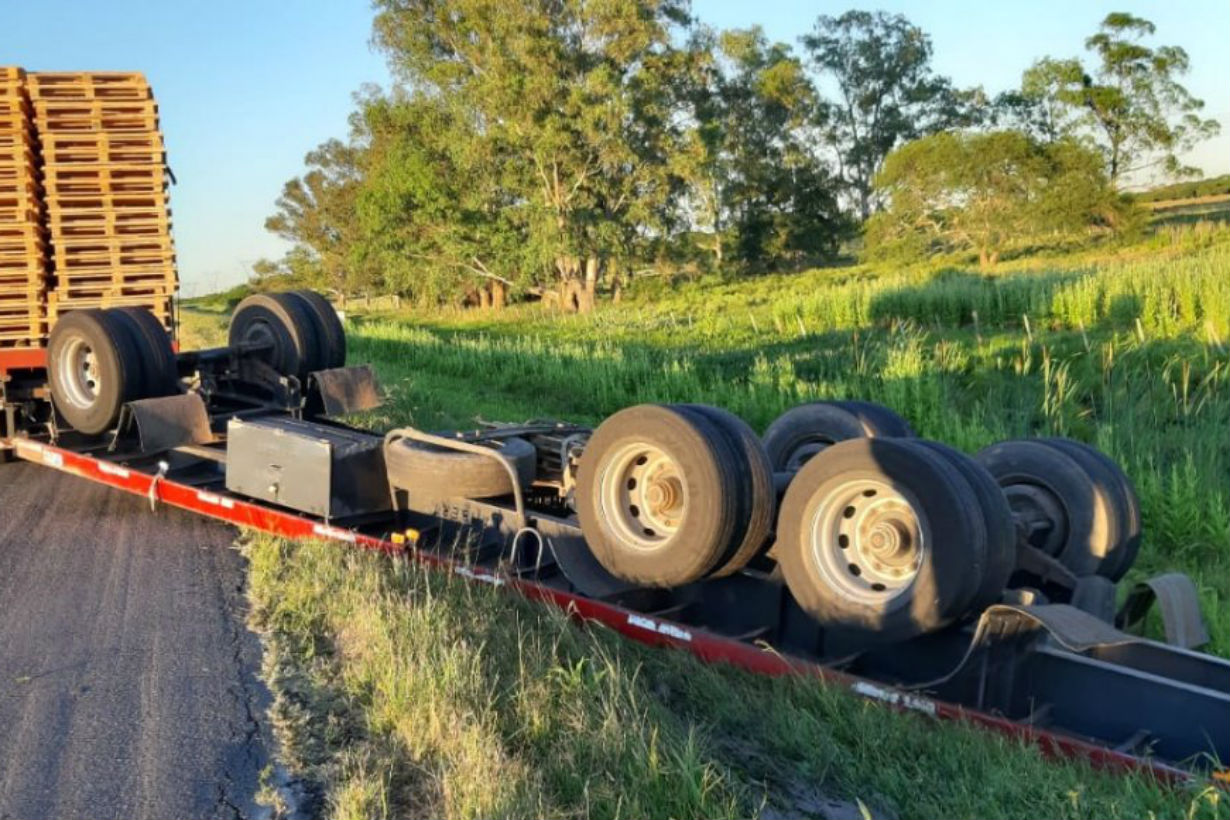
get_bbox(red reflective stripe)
[7,440,1195,787]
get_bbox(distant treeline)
[1134,174,1230,203]
[255,4,1220,310]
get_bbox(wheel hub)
[597,443,688,551]
[809,478,926,606]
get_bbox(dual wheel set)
[573,401,1141,643]
[44,291,345,435]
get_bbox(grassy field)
[185,222,1230,818]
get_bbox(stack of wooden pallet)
[30,71,175,329]
[0,67,49,348]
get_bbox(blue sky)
[5,1,1227,295]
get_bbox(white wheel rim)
[808,477,926,607]
[597,442,687,551]
[58,337,103,410]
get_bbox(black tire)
[287,290,345,369]
[576,404,741,587]
[776,437,985,643]
[47,309,143,435]
[676,404,776,577]
[974,439,1112,577]
[912,440,1015,610]
[228,293,323,381]
[1036,438,1141,581]
[111,307,178,397]
[762,402,867,472]
[833,400,915,438]
[385,435,537,499]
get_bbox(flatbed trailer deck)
[3,430,1226,785]
[1,292,1227,790]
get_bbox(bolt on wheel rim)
[597,443,687,551]
[809,477,925,607]
[59,337,102,410]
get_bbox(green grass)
[247,536,1227,820]
[183,221,1230,818]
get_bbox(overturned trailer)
[0,291,1226,783]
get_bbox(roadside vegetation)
[245,536,1226,820]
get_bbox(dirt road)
[0,462,269,819]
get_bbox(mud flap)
[308,365,383,417]
[123,394,213,453]
[1115,572,1210,649]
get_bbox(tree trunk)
[561,278,584,313]
[579,256,600,314]
[490,279,506,310]
[479,287,492,309]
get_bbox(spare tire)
[385,435,537,500]
[48,309,144,435]
[229,293,323,381]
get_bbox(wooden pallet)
[0,233,47,255]
[34,112,161,134]
[0,272,47,292]
[45,192,168,213]
[50,218,167,239]
[39,133,164,166]
[0,96,32,118]
[28,72,149,101]
[54,252,176,275]
[0,162,41,185]
[42,164,166,196]
[49,291,173,322]
[0,176,41,199]
[0,254,48,273]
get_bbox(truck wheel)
[385,435,537,499]
[48,309,144,435]
[286,290,345,369]
[762,402,867,471]
[576,404,741,587]
[1035,438,1141,581]
[775,437,984,643]
[833,400,915,438]
[676,404,775,577]
[974,439,1111,577]
[912,440,1015,610]
[111,307,178,397]
[229,293,323,381]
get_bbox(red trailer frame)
[6,435,1201,788]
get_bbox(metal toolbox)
[225,416,391,519]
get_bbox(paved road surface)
[0,462,270,819]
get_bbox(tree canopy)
[866,131,1129,266]
[257,6,1221,305]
